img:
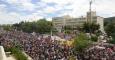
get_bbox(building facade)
[52,11,104,32]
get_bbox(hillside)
[104,17,115,26]
[104,17,115,23]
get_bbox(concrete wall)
[0,46,33,60]
[0,46,6,60]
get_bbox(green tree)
[62,25,74,34]
[105,23,115,36]
[36,19,53,34]
[64,25,73,30]
[73,33,91,52]
[2,24,13,31]
[12,19,53,34]
[73,33,92,60]
[82,22,100,33]
[105,23,115,44]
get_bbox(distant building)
[52,15,86,32]
[87,11,104,31]
[52,11,104,32]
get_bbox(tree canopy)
[12,19,53,34]
[105,23,115,36]
[105,22,115,44]
[82,22,100,33]
[73,33,91,52]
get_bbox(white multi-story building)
[52,11,104,32]
[87,11,104,31]
[52,15,86,32]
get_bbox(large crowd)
[0,30,76,60]
[0,29,115,60]
[84,46,115,60]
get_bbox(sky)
[0,0,115,24]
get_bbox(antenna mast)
[89,0,93,23]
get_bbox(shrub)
[91,36,98,42]
[12,47,27,60]
[5,47,27,60]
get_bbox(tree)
[73,33,91,52]
[12,19,53,34]
[73,33,92,60]
[105,23,115,44]
[105,23,115,36]
[64,25,73,30]
[62,25,74,34]
[36,19,53,34]
[2,24,13,31]
[82,22,100,33]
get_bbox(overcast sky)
[0,0,115,24]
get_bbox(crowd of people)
[83,44,115,60]
[0,29,115,60]
[0,30,76,60]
